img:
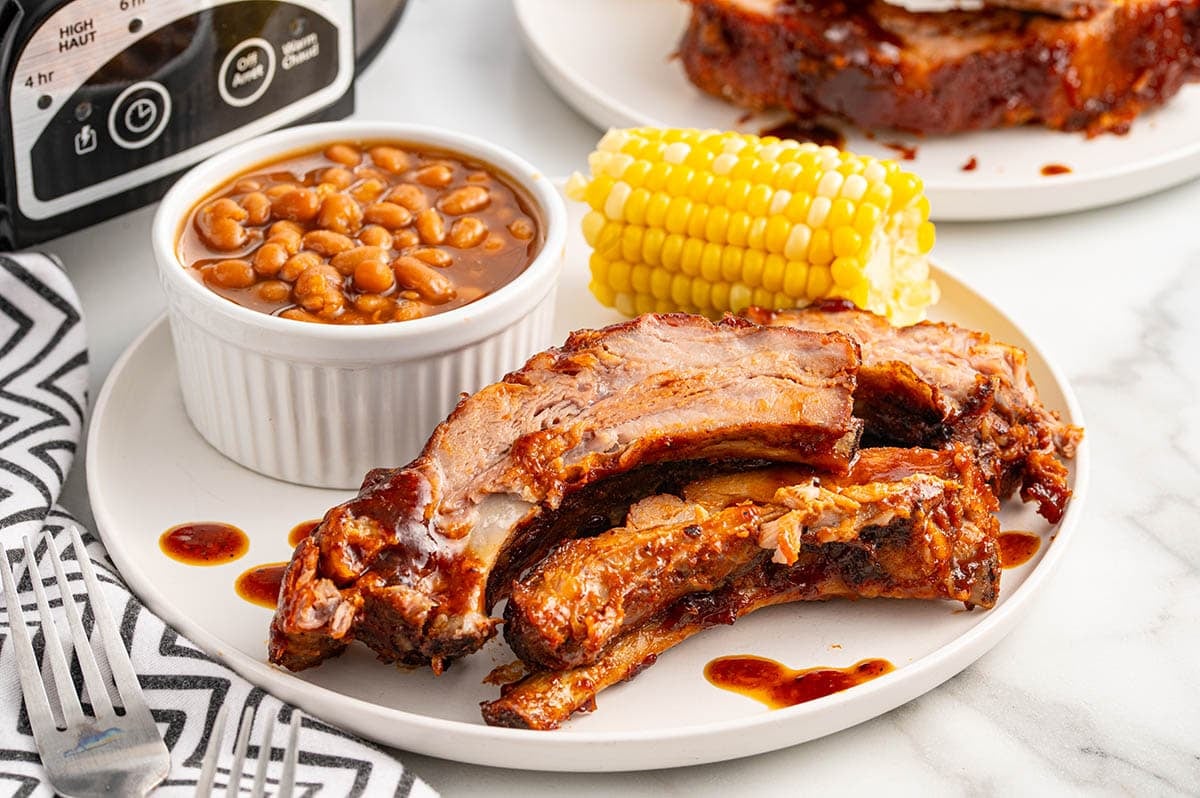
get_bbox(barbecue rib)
[484,447,1000,729]
[746,301,1082,523]
[679,0,1200,135]
[505,446,997,671]
[270,314,862,672]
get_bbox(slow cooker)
[0,0,408,248]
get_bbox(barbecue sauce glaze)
[705,655,893,708]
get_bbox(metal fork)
[0,526,170,797]
[194,704,301,797]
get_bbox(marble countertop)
[46,0,1199,793]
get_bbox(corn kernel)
[831,256,865,288]
[809,229,833,266]
[918,221,936,253]
[650,267,672,299]
[727,211,752,248]
[763,215,790,254]
[715,247,740,283]
[631,263,652,294]
[832,228,863,259]
[729,283,753,313]
[762,253,786,292]
[807,264,833,298]
[783,261,809,297]
[642,227,666,266]
[738,249,763,286]
[680,237,705,276]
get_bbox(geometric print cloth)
[0,252,435,797]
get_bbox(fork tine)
[195,703,229,798]
[42,531,116,719]
[250,712,275,798]
[277,712,300,798]
[226,705,255,798]
[23,535,86,728]
[67,526,150,721]
[0,546,58,747]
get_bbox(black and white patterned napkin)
[0,252,435,797]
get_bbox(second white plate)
[514,0,1200,221]
[87,198,1088,771]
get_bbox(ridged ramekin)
[153,122,566,489]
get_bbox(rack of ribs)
[485,447,1000,729]
[269,314,862,673]
[746,301,1082,523]
[678,0,1200,136]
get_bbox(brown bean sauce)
[760,120,846,149]
[235,562,289,608]
[1041,163,1072,176]
[999,531,1041,568]
[160,522,249,566]
[705,655,893,708]
[288,519,321,547]
[178,141,544,325]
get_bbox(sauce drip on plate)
[705,655,893,708]
[962,156,979,172]
[289,519,321,547]
[1041,163,1072,176]
[760,120,846,149]
[882,141,918,161]
[999,531,1041,568]
[160,522,248,566]
[235,562,289,608]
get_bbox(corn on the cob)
[565,128,939,326]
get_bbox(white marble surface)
[43,0,1200,794]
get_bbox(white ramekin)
[153,122,566,489]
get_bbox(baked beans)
[180,141,544,324]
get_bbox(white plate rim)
[512,0,1200,221]
[86,262,1090,770]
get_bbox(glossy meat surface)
[484,448,1000,729]
[504,447,998,671]
[680,0,1200,135]
[269,314,861,672]
[747,301,1082,523]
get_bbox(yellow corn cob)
[565,128,939,326]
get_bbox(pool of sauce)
[235,562,289,608]
[160,522,248,566]
[760,120,846,149]
[705,655,893,709]
[1041,163,1072,176]
[288,519,321,547]
[999,531,1041,568]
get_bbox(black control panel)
[1,0,356,249]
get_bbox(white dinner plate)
[514,0,1200,222]
[88,197,1089,771]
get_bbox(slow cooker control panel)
[7,0,354,223]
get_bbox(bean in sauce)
[180,142,544,324]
